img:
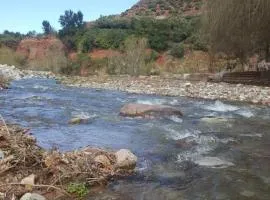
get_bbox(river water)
[1,78,270,200]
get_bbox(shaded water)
[1,79,270,200]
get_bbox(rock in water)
[20,193,46,200]
[120,103,183,118]
[115,149,137,170]
[68,117,84,125]
[194,157,234,168]
[201,117,229,124]
[174,138,197,149]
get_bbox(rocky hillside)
[123,0,205,17]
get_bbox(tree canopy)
[59,10,84,29]
[42,20,53,35]
[205,0,270,62]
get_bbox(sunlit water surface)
[1,79,270,200]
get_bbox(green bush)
[107,37,157,76]
[186,34,208,51]
[62,53,91,75]
[78,29,129,52]
[95,15,131,29]
[170,43,185,58]
[67,183,89,198]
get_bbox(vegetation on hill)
[1,0,270,76]
[123,0,204,17]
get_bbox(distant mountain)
[122,0,204,18]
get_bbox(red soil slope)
[16,37,66,61]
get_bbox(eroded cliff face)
[16,37,65,61]
[16,37,67,72]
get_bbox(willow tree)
[205,0,270,63]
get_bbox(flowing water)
[1,78,270,200]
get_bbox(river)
[1,78,270,200]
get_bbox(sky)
[0,0,138,34]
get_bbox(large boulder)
[115,149,137,170]
[120,103,183,118]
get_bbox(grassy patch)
[67,183,89,199]
[0,46,26,66]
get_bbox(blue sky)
[0,0,138,34]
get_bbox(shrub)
[62,53,91,75]
[78,29,129,53]
[149,34,168,51]
[95,15,131,29]
[187,34,208,51]
[170,43,185,58]
[0,46,26,66]
[27,43,68,73]
[67,183,89,198]
[107,37,157,76]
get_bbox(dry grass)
[26,44,68,73]
[0,123,132,199]
[0,46,26,67]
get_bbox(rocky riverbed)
[0,64,55,83]
[1,64,270,105]
[1,67,270,200]
[0,123,137,200]
[60,75,270,106]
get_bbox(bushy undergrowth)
[107,37,159,76]
[0,46,26,66]
[26,44,68,73]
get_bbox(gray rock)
[21,174,35,185]
[120,103,183,118]
[194,157,234,168]
[115,149,137,170]
[20,193,46,200]
[0,150,4,160]
[68,117,85,125]
[240,190,255,197]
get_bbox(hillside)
[123,0,204,17]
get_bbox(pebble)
[0,150,4,160]
[0,64,55,81]
[240,190,255,197]
[61,76,270,106]
[2,64,270,106]
[21,174,35,185]
[20,193,46,200]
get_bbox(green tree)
[170,43,185,58]
[58,10,85,51]
[59,10,84,29]
[42,20,53,35]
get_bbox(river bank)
[0,123,137,200]
[1,64,270,106]
[60,75,270,106]
[1,70,270,200]
[0,64,139,199]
